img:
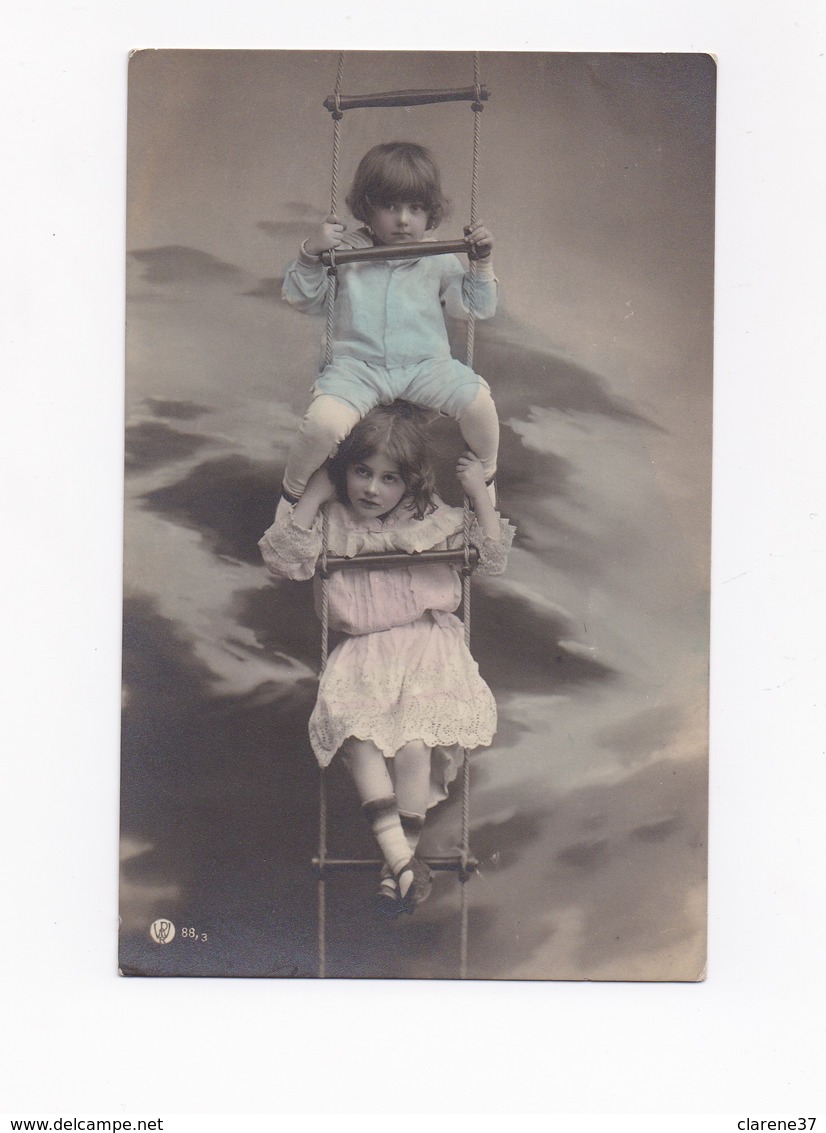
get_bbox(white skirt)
[309,611,497,807]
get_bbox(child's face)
[346,453,407,520]
[369,201,430,245]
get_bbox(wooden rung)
[320,239,470,267]
[321,547,478,575]
[323,86,490,112]
[312,855,479,874]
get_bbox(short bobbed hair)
[327,402,437,521]
[346,142,448,231]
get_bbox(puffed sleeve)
[258,510,323,580]
[281,246,331,314]
[439,255,498,321]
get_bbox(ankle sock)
[362,797,410,878]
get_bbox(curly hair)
[346,142,449,231]
[327,402,438,521]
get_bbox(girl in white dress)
[259,403,514,916]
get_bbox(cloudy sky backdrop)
[120,50,714,980]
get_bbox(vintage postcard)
[119,50,714,980]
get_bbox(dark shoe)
[396,857,433,915]
[375,864,403,919]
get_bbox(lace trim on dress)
[308,616,498,766]
[472,516,517,576]
[258,511,322,579]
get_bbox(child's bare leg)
[282,395,361,501]
[455,385,499,484]
[393,740,431,854]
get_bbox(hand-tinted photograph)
[120,50,714,980]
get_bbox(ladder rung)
[320,239,470,267]
[321,547,478,575]
[313,855,478,874]
[323,86,490,112]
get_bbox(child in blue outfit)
[279,141,500,507]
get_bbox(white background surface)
[3,0,825,1118]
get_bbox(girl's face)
[368,201,430,245]
[346,453,407,520]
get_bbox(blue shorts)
[313,356,489,419]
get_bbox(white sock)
[362,797,410,877]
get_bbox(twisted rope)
[461,505,472,647]
[319,507,330,670]
[470,51,483,227]
[322,53,345,375]
[465,51,484,372]
[318,53,344,979]
[317,504,331,977]
[458,51,485,981]
[330,51,345,214]
[323,253,337,372]
[459,753,471,978]
[465,263,478,372]
[462,49,484,552]
[318,768,327,978]
[461,49,481,657]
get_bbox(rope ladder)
[313,51,488,980]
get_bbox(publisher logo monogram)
[149,918,176,944]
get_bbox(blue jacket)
[282,227,498,368]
